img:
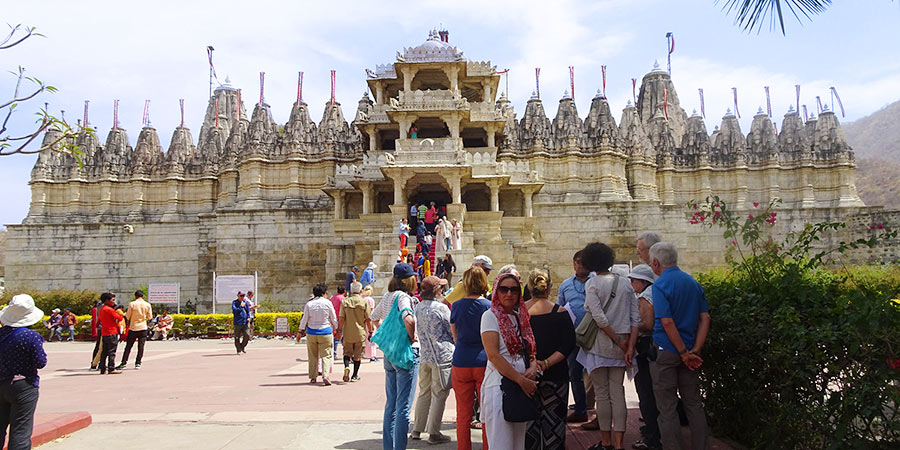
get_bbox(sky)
[2,0,899,228]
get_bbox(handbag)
[574,274,620,350]
[371,293,416,370]
[499,312,540,422]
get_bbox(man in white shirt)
[245,291,259,338]
[299,283,339,386]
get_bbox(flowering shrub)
[688,196,900,449]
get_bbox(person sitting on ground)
[44,308,62,341]
[152,309,174,340]
[338,281,373,382]
[0,294,48,450]
[58,308,77,342]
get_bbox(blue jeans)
[568,350,588,415]
[383,347,419,450]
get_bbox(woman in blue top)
[0,294,47,450]
[450,266,492,450]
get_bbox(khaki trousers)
[651,350,708,450]
[306,334,333,380]
[589,366,627,432]
[413,363,451,436]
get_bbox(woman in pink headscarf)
[480,271,538,450]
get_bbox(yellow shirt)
[125,299,154,331]
[445,281,466,304]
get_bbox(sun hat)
[367,262,378,270]
[628,264,657,284]
[0,294,45,328]
[393,262,416,279]
[420,276,448,296]
[472,255,494,271]
[51,308,61,314]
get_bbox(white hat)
[628,264,657,284]
[51,308,61,314]
[0,294,45,328]
[472,255,494,271]
[367,262,377,269]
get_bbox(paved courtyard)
[35,338,730,449]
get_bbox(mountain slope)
[843,100,900,209]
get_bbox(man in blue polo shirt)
[649,242,710,450]
[556,249,594,423]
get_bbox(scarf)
[490,272,536,359]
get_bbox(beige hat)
[0,294,45,328]
[420,276,448,298]
[628,264,657,284]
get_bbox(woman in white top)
[576,243,639,450]
[481,271,539,450]
[439,217,452,251]
[434,220,446,254]
[451,219,462,250]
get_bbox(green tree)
[1,24,93,158]
[719,0,832,34]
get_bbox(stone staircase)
[369,226,475,296]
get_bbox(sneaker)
[343,368,351,382]
[134,364,141,370]
[410,431,422,440]
[322,377,332,386]
[566,411,589,423]
[108,370,123,374]
[116,364,127,370]
[90,365,98,371]
[427,433,451,445]
[350,376,361,382]
[241,350,247,354]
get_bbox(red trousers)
[400,233,407,249]
[452,366,488,450]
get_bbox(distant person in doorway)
[346,267,360,294]
[417,203,427,223]
[232,292,251,354]
[410,203,418,224]
[425,202,437,233]
[0,294,47,450]
[117,290,153,370]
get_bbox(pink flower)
[770,212,777,218]
[871,225,877,230]
[748,214,754,220]
[732,240,737,245]
[699,216,705,222]
[753,202,760,207]
[878,224,885,229]
[692,204,698,210]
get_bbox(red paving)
[36,339,733,449]
[2,412,91,450]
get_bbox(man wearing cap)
[360,262,377,288]
[117,290,153,370]
[232,292,251,355]
[444,255,493,304]
[345,266,360,294]
[44,308,62,341]
[97,292,124,375]
[0,294,48,449]
[338,281,372,382]
[628,264,661,450]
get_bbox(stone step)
[377,231,475,252]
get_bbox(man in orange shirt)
[97,293,125,375]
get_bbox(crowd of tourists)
[293,231,711,450]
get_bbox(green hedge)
[170,313,303,334]
[1,288,101,316]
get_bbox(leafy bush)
[688,197,900,449]
[170,312,303,334]
[2,287,101,315]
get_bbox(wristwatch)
[678,347,689,355]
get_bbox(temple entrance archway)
[462,183,490,211]
[408,183,451,209]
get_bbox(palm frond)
[717,0,832,34]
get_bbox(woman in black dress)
[525,268,576,450]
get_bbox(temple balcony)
[466,61,497,77]
[354,104,391,125]
[468,101,506,123]
[389,89,469,112]
[392,137,464,165]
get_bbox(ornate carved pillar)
[450,175,462,204]
[402,67,419,94]
[486,179,502,212]
[445,67,460,94]
[375,81,385,104]
[398,115,411,140]
[486,124,496,148]
[366,125,378,151]
[483,82,492,103]
[360,181,373,215]
[523,186,535,218]
[334,191,344,220]
[444,114,461,139]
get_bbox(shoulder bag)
[499,312,540,422]
[371,293,416,370]
[574,274,620,350]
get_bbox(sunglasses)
[495,285,520,295]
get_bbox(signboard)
[148,283,179,304]
[214,275,256,305]
[274,316,290,334]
